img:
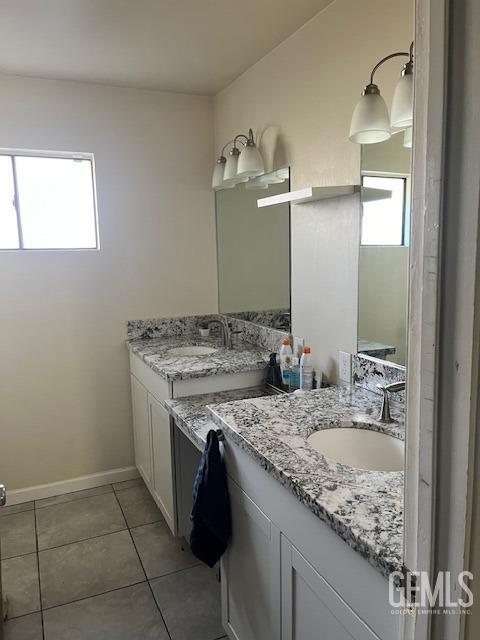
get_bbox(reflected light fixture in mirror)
[349,42,414,144]
[212,128,265,190]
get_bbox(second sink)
[166,345,219,357]
[307,427,404,472]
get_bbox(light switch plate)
[338,351,352,383]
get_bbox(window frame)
[360,171,408,247]
[0,148,99,252]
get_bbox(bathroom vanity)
[166,381,404,640]
[126,315,278,532]
[127,314,405,640]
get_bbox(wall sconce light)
[212,129,265,190]
[349,42,414,144]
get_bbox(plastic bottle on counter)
[279,338,293,390]
[289,356,300,390]
[300,346,313,391]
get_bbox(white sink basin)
[166,345,218,357]
[307,427,404,472]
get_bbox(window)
[0,151,98,250]
[361,174,407,246]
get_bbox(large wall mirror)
[215,169,291,331]
[358,134,411,366]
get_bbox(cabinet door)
[130,374,153,488]
[281,537,380,640]
[222,479,281,640]
[149,394,175,533]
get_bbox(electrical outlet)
[338,351,352,382]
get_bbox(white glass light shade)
[223,152,248,185]
[237,144,264,178]
[349,91,391,144]
[403,127,412,148]
[212,161,225,190]
[391,72,413,129]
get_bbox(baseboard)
[6,466,140,506]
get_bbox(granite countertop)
[165,386,268,450]
[206,385,405,579]
[127,335,271,381]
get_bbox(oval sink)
[166,345,218,357]
[307,428,404,472]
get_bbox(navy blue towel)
[190,429,231,567]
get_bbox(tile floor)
[0,478,227,640]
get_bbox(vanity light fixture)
[349,42,414,144]
[237,128,265,178]
[212,129,265,190]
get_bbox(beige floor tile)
[115,485,163,528]
[1,554,40,618]
[39,530,144,609]
[151,564,223,640]
[36,492,126,550]
[131,521,199,578]
[43,583,169,640]
[0,511,36,559]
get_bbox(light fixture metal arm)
[369,51,410,85]
[220,137,246,157]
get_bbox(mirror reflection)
[358,134,411,365]
[215,169,291,331]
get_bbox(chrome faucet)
[377,381,406,423]
[272,311,291,330]
[207,318,242,349]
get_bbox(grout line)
[147,562,204,584]
[40,579,148,613]
[1,549,38,562]
[33,502,46,640]
[36,526,129,555]
[112,490,173,640]
[34,485,115,510]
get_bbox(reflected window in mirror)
[358,135,411,366]
[215,169,291,331]
[361,175,407,246]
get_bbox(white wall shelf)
[257,185,391,208]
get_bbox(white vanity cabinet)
[130,374,154,488]
[281,538,381,640]
[221,438,402,640]
[149,394,175,530]
[221,479,281,640]
[128,350,265,535]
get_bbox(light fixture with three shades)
[212,128,265,191]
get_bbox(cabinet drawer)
[129,352,171,404]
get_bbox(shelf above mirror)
[257,185,391,208]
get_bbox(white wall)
[0,75,216,490]
[214,0,413,379]
[358,246,409,364]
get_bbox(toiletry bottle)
[289,356,300,390]
[279,338,293,390]
[266,353,283,389]
[300,347,313,391]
